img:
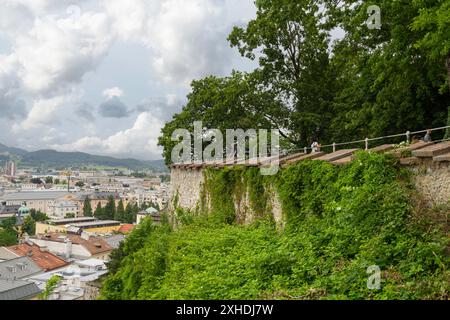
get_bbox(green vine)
[200,166,272,224]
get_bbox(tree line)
[158,0,450,163]
[83,196,160,224]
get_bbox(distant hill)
[0,143,28,156]
[0,143,168,172]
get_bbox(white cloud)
[0,0,257,159]
[15,92,80,130]
[52,112,164,159]
[102,86,124,99]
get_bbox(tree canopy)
[158,0,450,164]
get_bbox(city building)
[31,233,113,261]
[36,217,124,235]
[136,207,161,225]
[74,192,121,213]
[65,220,122,234]
[28,259,108,300]
[4,161,16,177]
[1,191,71,213]
[35,217,97,234]
[5,243,68,271]
[0,279,42,300]
[0,202,20,220]
[0,256,43,279]
[47,200,80,219]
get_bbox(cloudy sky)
[0,0,258,160]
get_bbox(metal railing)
[285,125,450,156]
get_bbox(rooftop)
[35,233,113,255]
[0,256,43,279]
[74,192,118,201]
[0,279,42,300]
[118,224,134,234]
[6,244,68,272]
[45,217,97,226]
[1,191,70,201]
[104,234,126,249]
[70,220,121,228]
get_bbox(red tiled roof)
[6,244,68,271]
[35,233,113,255]
[118,224,135,234]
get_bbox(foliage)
[115,200,126,222]
[0,217,18,246]
[94,203,103,219]
[0,228,18,246]
[411,0,450,91]
[100,153,449,300]
[96,196,116,220]
[19,210,48,236]
[83,197,93,217]
[158,0,450,164]
[39,275,61,300]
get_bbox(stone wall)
[170,167,204,211]
[410,162,450,206]
[170,167,285,225]
[170,162,450,225]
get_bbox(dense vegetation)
[158,0,450,164]
[100,153,449,300]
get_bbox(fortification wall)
[410,162,450,205]
[170,162,450,224]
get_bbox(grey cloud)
[98,97,130,118]
[0,96,27,120]
[135,97,183,121]
[75,103,95,122]
[0,77,27,120]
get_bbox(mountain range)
[0,143,167,172]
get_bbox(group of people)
[412,130,433,144]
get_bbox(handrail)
[285,125,450,155]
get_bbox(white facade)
[48,200,80,218]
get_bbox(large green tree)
[329,0,450,141]
[229,0,336,147]
[94,203,104,220]
[412,0,450,92]
[158,0,450,164]
[0,217,18,246]
[124,203,134,224]
[83,197,93,217]
[101,196,116,220]
[115,200,126,222]
[158,72,277,164]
